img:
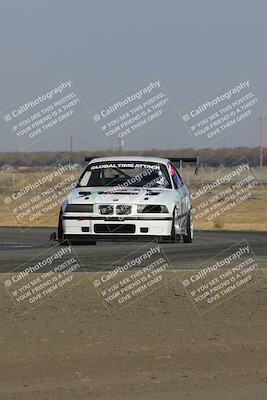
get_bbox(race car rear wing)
[169,157,199,175]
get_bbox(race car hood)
[65,186,177,206]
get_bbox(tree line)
[0,147,265,167]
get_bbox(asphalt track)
[0,227,266,272]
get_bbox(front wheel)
[170,207,181,242]
[182,212,193,243]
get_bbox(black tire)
[170,207,181,242]
[182,212,193,243]
[57,210,64,243]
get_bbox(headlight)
[137,204,169,213]
[65,204,93,212]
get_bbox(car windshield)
[78,161,172,189]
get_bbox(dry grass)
[194,198,267,231]
[0,169,79,228]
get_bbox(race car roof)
[86,156,171,165]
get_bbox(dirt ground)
[0,270,267,400]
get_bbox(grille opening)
[116,205,132,215]
[94,224,135,234]
[81,227,90,232]
[78,191,91,196]
[99,205,114,215]
[140,227,149,233]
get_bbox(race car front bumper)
[62,215,173,239]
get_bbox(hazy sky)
[0,0,266,152]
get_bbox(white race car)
[58,156,198,245]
